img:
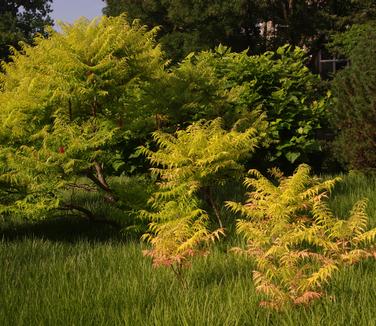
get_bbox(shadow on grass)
[0,215,130,243]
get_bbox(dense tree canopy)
[0,13,331,224]
[0,0,53,60]
[257,0,376,49]
[103,0,262,61]
[102,0,376,61]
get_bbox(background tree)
[257,0,376,51]
[329,21,376,170]
[102,0,263,61]
[102,0,376,62]
[0,0,53,60]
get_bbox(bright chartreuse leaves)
[140,117,263,276]
[139,117,266,228]
[0,15,165,220]
[140,118,265,199]
[0,15,164,145]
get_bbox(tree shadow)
[0,215,131,244]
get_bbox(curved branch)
[59,203,120,228]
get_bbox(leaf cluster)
[140,118,263,197]
[159,45,330,168]
[142,198,224,280]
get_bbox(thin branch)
[66,183,97,192]
[59,203,120,228]
[60,203,95,219]
[208,187,223,228]
[170,263,188,289]
[68,98,72,121]
[94,161,110,190]
[91,96,97,117]
[85,161,118,202]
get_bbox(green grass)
[329,171,376,227]
[0,173,375,326]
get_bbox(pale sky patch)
[51,0,104,28]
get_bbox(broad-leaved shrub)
[156,45,330,170]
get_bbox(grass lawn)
[0,173,375,326]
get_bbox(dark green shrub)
[330,22,376,170]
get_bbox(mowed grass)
[0,173,375,326]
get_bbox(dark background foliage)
[329,22,376,170]
[102,0,376,62]
[0,0,53,60]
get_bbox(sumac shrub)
[227,164,376,309]
[0,15,165,223]
[140,118,264,277]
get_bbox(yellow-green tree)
[0,15,165,222]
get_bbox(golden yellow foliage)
[227,164,376,309]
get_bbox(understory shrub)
[59,175,155,233]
